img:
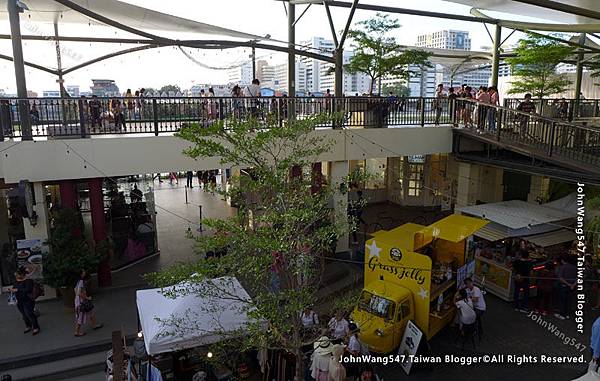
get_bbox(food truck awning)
[372,223,425,250]
[417,214,489,244]
[457,200,574,237]
[521,229,576,248]
[136,276,254,355]
[473,222,512,242]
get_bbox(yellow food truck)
[351,215,488,353]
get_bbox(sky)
[0,0,560,95]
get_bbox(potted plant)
[44,208,102,308]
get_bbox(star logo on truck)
[418,287,429,300]
[366,240,381,259]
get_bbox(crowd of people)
[301,307,381,381]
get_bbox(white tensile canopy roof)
[136,276,254,355]
[445,0,600,24]
[0,0,266,40]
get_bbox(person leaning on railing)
[516,94,536,136]
[0,100,12,138]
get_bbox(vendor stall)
[136,276,254,380]
[458,200,576,301]
[352,214,487,353]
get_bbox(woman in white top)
[328,312,349,341]
[74,270,102,336]
[311,336,333,381]
[455,288,477,327]
[301,307,319,329]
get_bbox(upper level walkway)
[0,95,599,182]
[453,98,600,182]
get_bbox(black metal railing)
[0,96,454,139]
[504,97,600,120]
[455,98,600,168]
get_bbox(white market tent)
[0,0,265,39]
[136,276,254,355]
[457,197,576,243]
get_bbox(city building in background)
[384,30,492,97]
[299,37,335,93]
[227,61,253,86]
[90,79,120,97]
[271,60,307,94]
[319,50,373,95]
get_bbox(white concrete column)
[331,161,349,253]
[22,182,50,241]
[528,176,550,203]
[455,162,480,209]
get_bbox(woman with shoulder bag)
[74,269,103,336]
[10,268,40,335]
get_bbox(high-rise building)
[299,37,335,93]
[416,30,471,50]
[91,79,120,97]
[258,63,275,89]
[271,61,307,94]
[228,62,253,86]
[319,50,373,95]
[410,30,490,96]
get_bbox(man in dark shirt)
[89,95,102,128]
[513,250,533,312]
[516,93,536,136]
[448,88,458,126]
[556,256,577,319]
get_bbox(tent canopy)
[457,199,575,238]
[444,0,600,24]
[0,0,265,40]
[136,276,254,355]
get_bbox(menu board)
[398,320,424,375]
[16,239,48,280]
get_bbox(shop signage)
[408,155,425,163]
[390,247,403,262]
[367,256,426,285]
[16,239,48,280]
[398,320,424,375]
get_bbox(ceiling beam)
[325,0,497,24]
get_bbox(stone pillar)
[89,178,111,287]
[528,176,550,203]
[331,161,349,253]
[23,182,50,241]
[455,163,480,209]
[0,189,9,246]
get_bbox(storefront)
[458,199,576,301]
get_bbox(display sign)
[16,239,48,280]
[407,155,425,163]
[398,320,424,375]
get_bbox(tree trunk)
[378,77,382,96]
[369,77,375,96]
[295,350,304,381]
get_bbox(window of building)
[407,161,423,197]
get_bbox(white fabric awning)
[473,221,512,241]
[136,276,254,355]
[0,0,265,40]
[522,228,576,247]
[444,0,600,24]
[457,200,575,230]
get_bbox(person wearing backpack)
[10,268,40,335]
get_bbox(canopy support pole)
[574,32,586,119]
[491,24,502,88]
[288,1,296,110]
[7,0,31,140]
[54,21,66,97]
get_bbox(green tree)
[382,83,410,97]
[506,34,575,99]
[345,13,431,95]
[148,114,363,378]
[159,84,182,94]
